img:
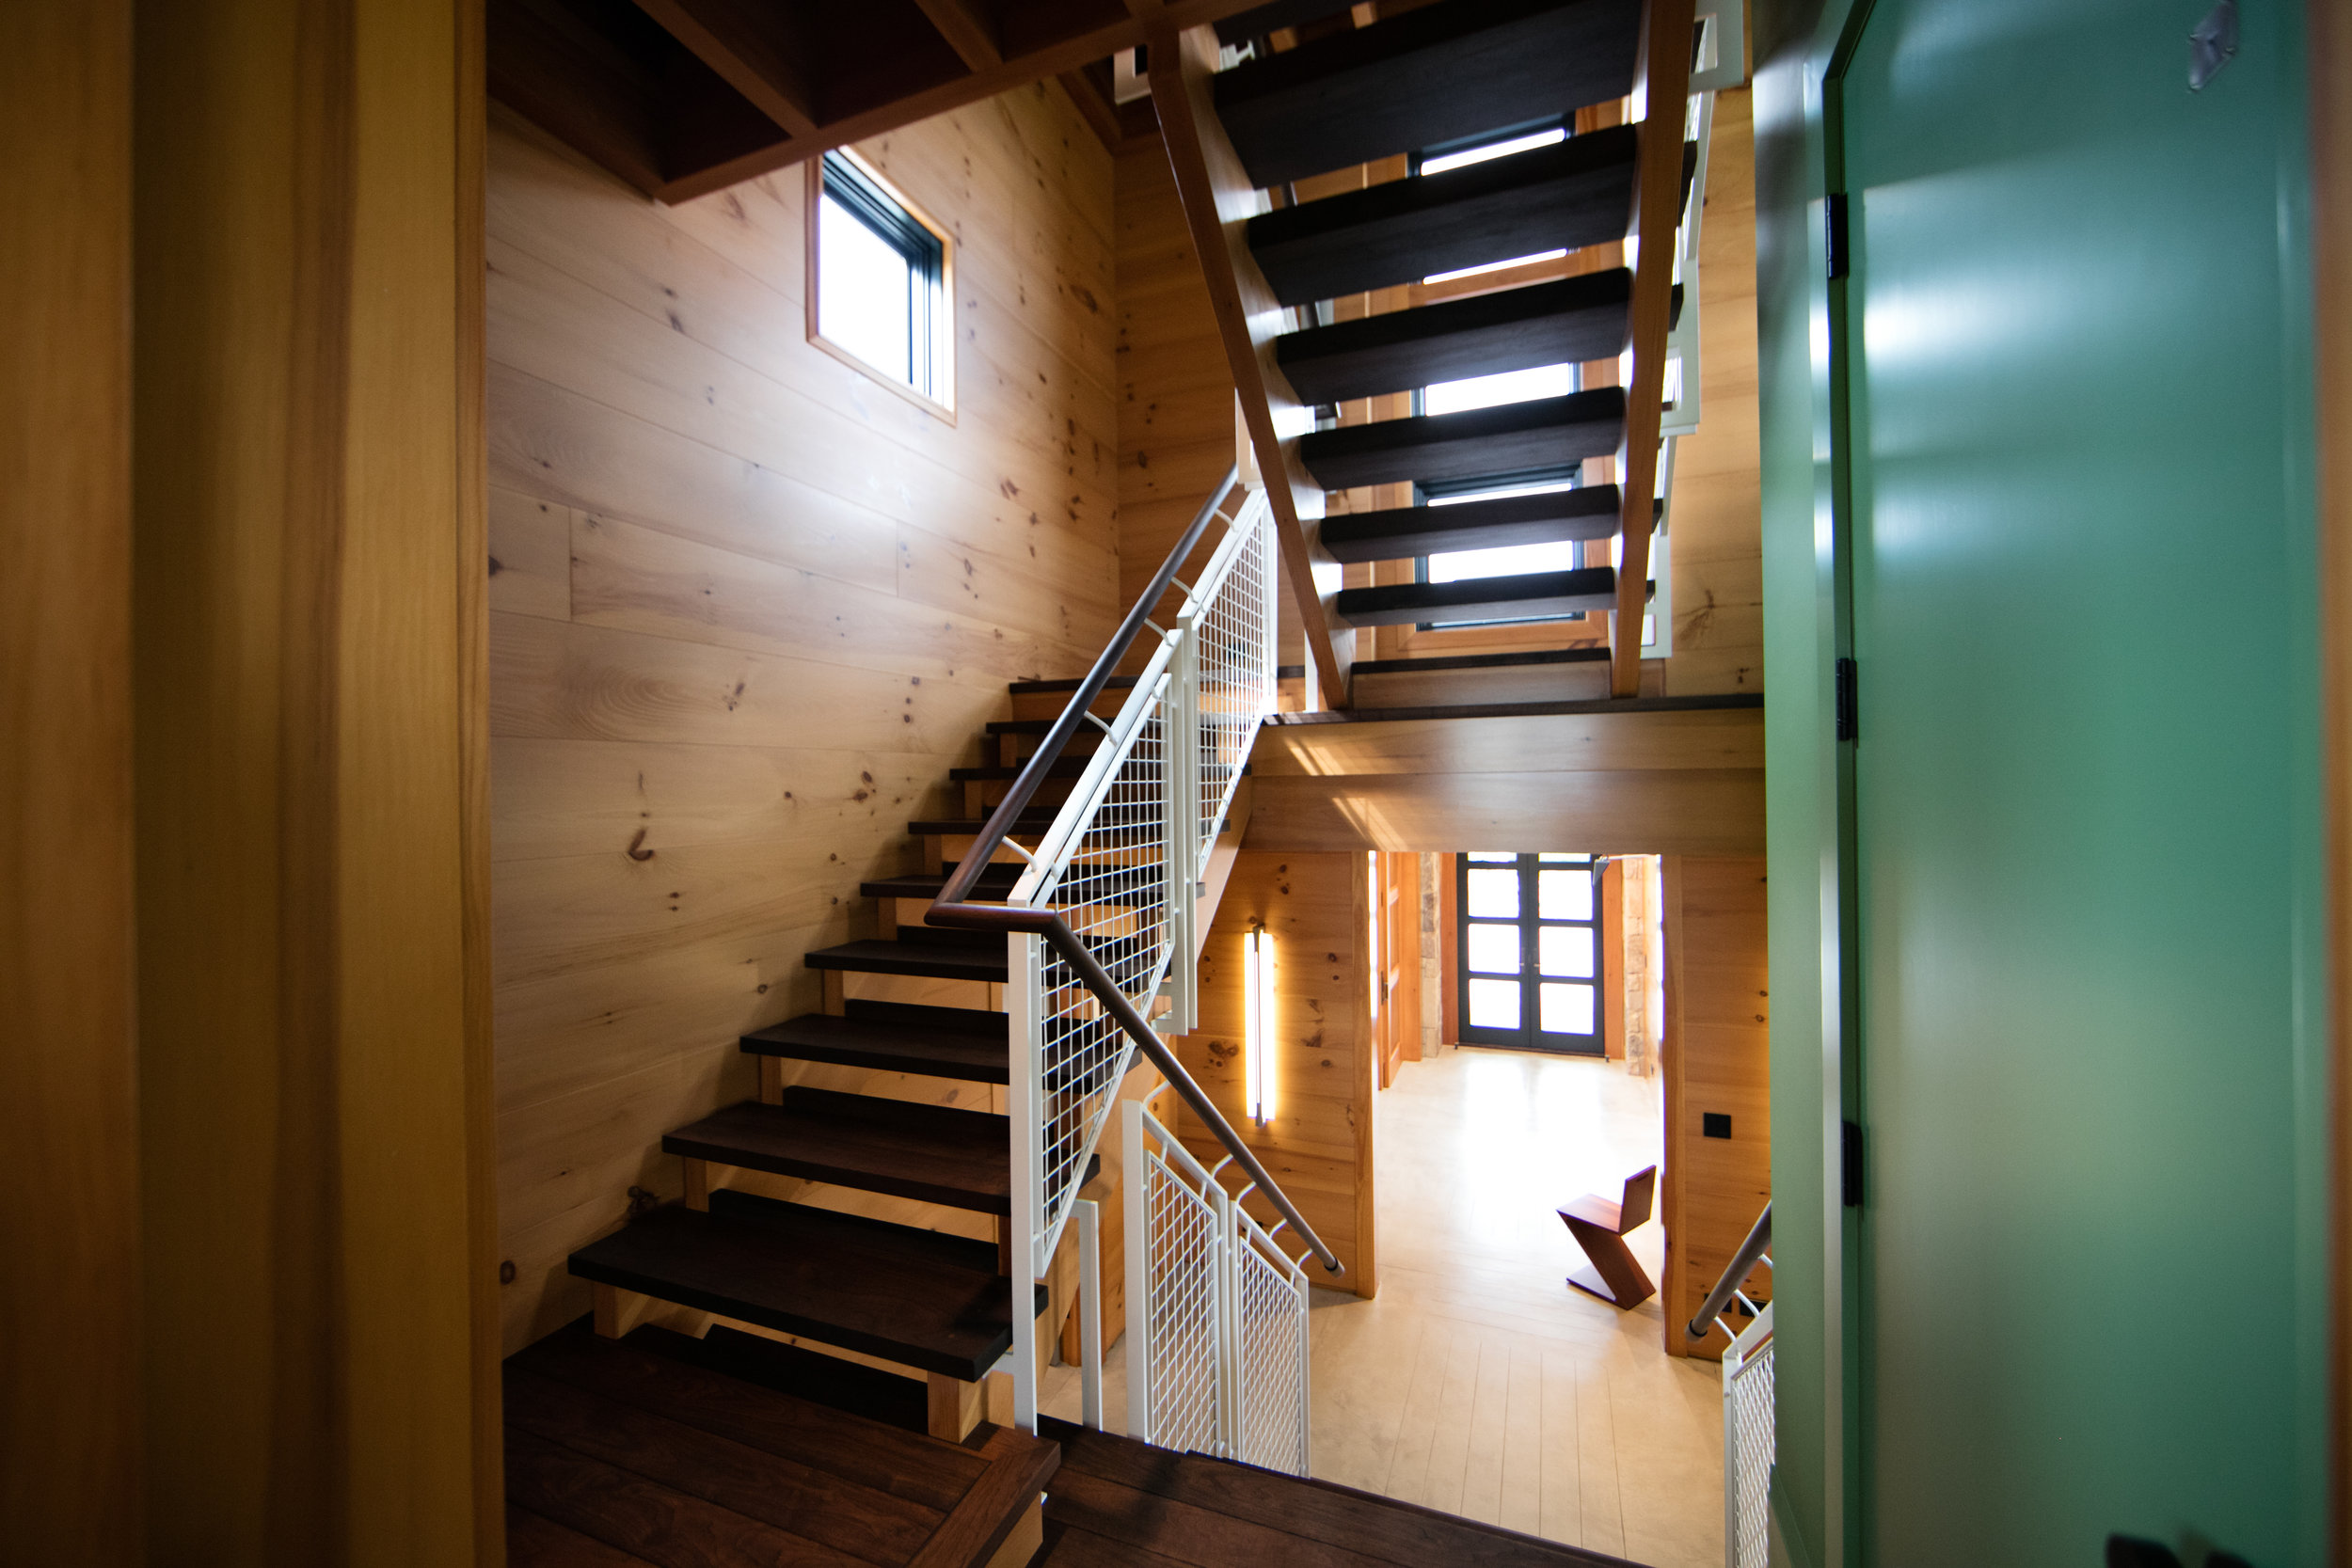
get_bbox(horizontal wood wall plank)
[490,85,1117,1354]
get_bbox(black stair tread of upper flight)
[1213,0,1358,45]
[907,813,1061,837]
[739,1007,1009,1084]
[1248,125,1643,307]
[862,863,1026,901]
[949,757,1097,782]
[1006,674,1140,695]
[1277,270,1632,405]
[566,1192,1041,1383]
[1351,645,1612,675]
[663,1090,1010,1214]
[803,936,1010,983]
[1322,487,1658,563]
[1216,0,1643,190]
[1298,387,1626,492]
[1334,566,1621,627]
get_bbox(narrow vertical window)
[809,150,953,415]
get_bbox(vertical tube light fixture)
[1244,924,1276,1128]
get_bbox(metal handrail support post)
[1123,1100,1152,1441]
[1008,929,1044,1433]
[1075,1196,1104,1430]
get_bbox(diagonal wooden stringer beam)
[1610,0,1696,699]
[1145,17,1355,708]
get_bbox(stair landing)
[1033,1418,1639,1567]
[504,1319,1055,1568]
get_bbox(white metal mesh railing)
[1723,1302,1774,1568]
[1234,1224,1311,1473]
[1124,1100,1311,1475]
[996,487,1288,1437]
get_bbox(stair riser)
[1350,658,1613,706]
[1009,689,1129,723]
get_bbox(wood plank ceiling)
[487,0,1267,202]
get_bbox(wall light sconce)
[1243,924,1276,1129]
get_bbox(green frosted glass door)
[1838,0,2323,1560]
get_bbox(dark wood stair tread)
[1321,485,1642,564]
[863,863,1025,900]
[908,814,1059,836]
[1277,270,1633,405]
[1335,567,1620,628]
[1299,388,1625,491]
[664,1089,1009,1214]
[1351,646,1612,676]
[1248,125,1637,307]
[1039,1417,1637,1566]
[805,936,1010,984]
[1006,674,1139,694]
[1216,0,1642,189]
[741,1006,1009,1084]
[949,757,1094,782]
[566,1191,1041,1382]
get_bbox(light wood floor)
[1310,1047,1722,1567]
[1040,1047,1722,1567]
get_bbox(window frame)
[1454,851,1606,1055]
[1410,467,1596,631]
[805,148,956,422]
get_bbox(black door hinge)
[1835,657,1858,742]
[1825,193,1850,280]
[1841,1118,1865,1207]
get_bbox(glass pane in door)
[1538,924,1595,977]
[1539,981,1595,1035]
[1467,869,1520,918]
[1537,868,1593,920]
[1466,923,1520,974]
[1467,978,1522,1029]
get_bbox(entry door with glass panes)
[1456,852,1602,1053]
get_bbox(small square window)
[808,150,954,418]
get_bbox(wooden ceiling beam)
[914,0,1006,71]
[633,0,821,139]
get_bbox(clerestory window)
[810,150,954,415]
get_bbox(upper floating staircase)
[1147,0,1705,700]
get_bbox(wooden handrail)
[1142,19,1354,710]
[927,470,1345,1277]
[1611,0,1698,698]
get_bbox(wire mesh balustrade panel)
[1139,1149,1224,1455]
[1727,1339,1774,1568]
[1193,508,1275,863]
[1030,689,1176,1258]
[1232,1235,1309,1475]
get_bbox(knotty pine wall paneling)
[1175,851,1377,1295]
[1660,87,1762,696]
[1,4,138,1560]
[488,85,1120,1353]
[1660,856,1770,1359]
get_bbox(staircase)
[516,1,1724,1561]
[564,679,1107,1433]
[1146,0,1724,703]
